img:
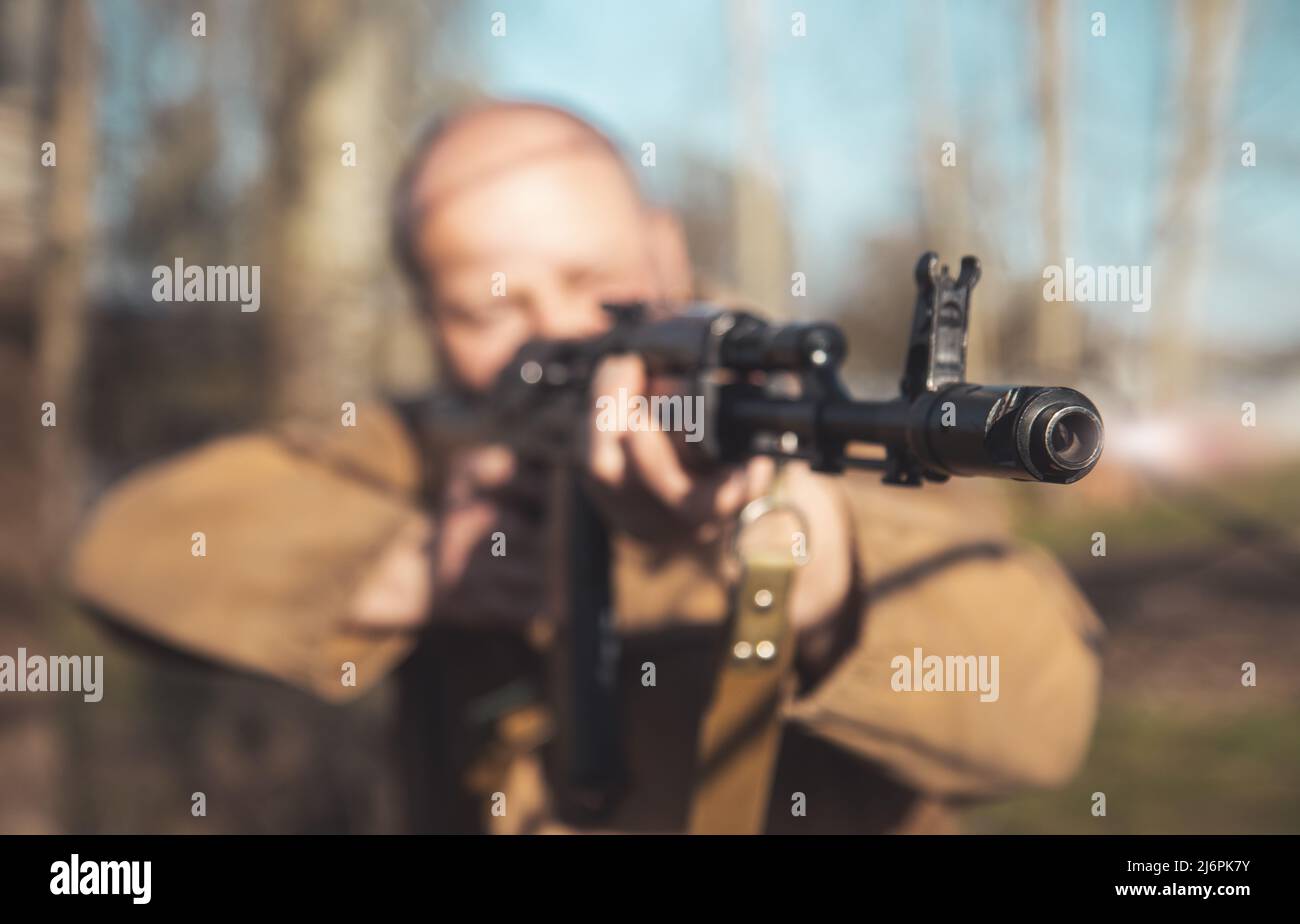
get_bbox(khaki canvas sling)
[688,489,805,834]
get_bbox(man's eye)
[594,288,646,306]
[567,267,628,295]
[587,273,654,306]
[444,301,520,326]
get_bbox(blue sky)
[93,0,1300,349]
[434,0,1300,349]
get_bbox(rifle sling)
[688,555,797,834]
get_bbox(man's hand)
[349,516,435,630]
[347,445,547,631]
[585,355,770,546]
[350,355,856,669]
[586,355,855,647]
[430,445,548,627]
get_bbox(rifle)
[405,252,1104,820]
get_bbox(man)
[72,102,1103,834]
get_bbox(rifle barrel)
[728,384,1103,484]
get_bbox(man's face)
[411,131,679,393]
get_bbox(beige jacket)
[70,403,1103,833]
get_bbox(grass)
[962,701,1300,834]
[965,462,1300,834]
[1006,460,1300,562]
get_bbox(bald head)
[416,104,634,208]
[391,101,691,393]
[393,103,638,292]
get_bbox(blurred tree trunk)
[260,1,422,421]
[1031,0,1081,380]
[33,0,95,562]
[0,0,96,833]
[0,84,50,836]
[1151,0,1245,404]
[728,0,791,318]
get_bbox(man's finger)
[348,517,435,630]
[621,426,696,509]
[588,354,644,485]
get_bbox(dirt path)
[1072,543,1300,711]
